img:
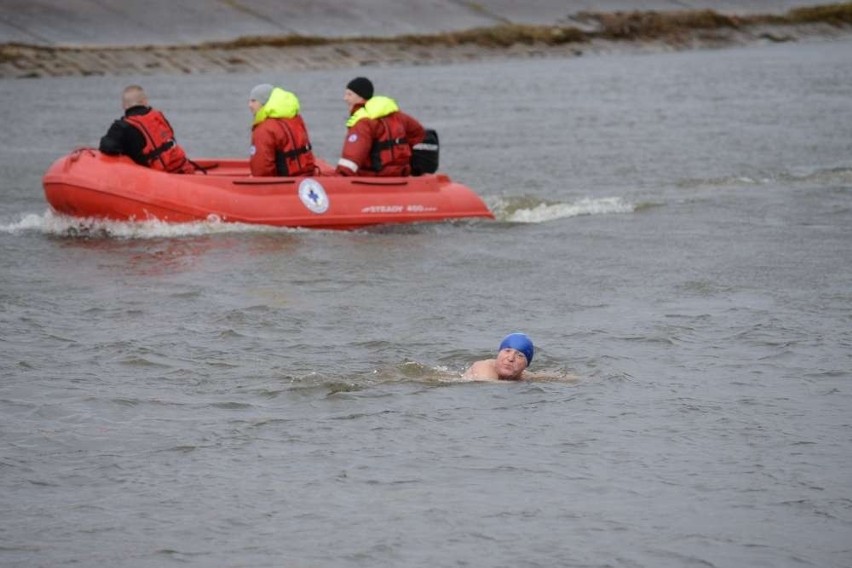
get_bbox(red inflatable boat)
[42,149,494,230]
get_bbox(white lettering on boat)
[360,204,439,214]
[361,205,404,214]
[405,204,438,213]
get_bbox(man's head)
[344,77,374,106]
[495,333,534,380]
[121,85,148,110]
[248,83,274,114]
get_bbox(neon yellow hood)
[253,87,301,126]
[346,96,399,127]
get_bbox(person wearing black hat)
[99,85,196,174]
[336,77,425,177]
[344,77,374,102]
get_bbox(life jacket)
[123,109,192,173]
[253,88,315,176]
[270,116,314,176]
[348,97,413,174]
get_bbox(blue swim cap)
[498,333,534,365]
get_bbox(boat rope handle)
[69,146,97,162]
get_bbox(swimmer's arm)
[462,359,498,380]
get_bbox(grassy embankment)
[2,2,851,77]
[200,2,852,49]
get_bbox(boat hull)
[42,150,494,229]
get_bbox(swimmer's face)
[495,347,528,380]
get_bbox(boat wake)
[488,195,636,223]
[3,195,638,239]
[1,210,299,239]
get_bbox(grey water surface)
[1,39,851,567]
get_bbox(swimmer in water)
[462,332,535,382]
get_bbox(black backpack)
[410,128,439,176]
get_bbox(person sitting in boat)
[99,85,196,174]
[248,83,317,177]
[336,77,425,177]
[463,333,536,382]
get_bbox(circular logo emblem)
[298,178,329,214]
[347,134,358,143]
[249,145,256,156]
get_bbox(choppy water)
[2,39,851,568]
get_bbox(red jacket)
[250,115,316,177]
[337,98,425,177]
[123,109,194,174]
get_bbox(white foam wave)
[1,212,46,233]
[1,210,299,239]
[505,197,635,223]
[2,197,637,237]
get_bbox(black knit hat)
[346,77,374,100]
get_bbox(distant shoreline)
[2,5,851,80]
